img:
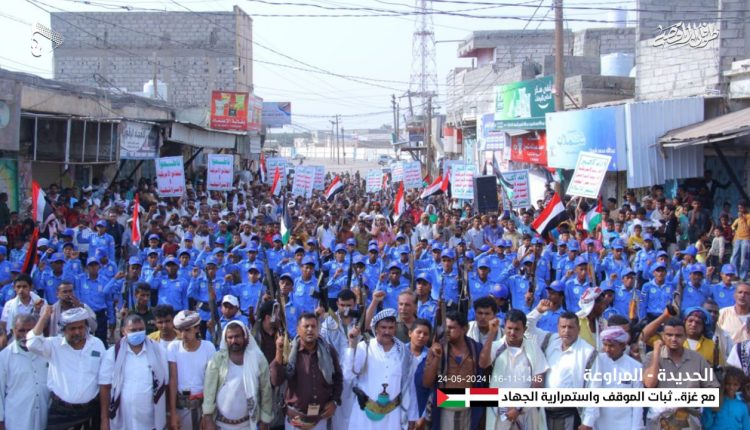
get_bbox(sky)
[0,0,636,131]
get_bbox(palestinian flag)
[584,197,602,233]
[393,182,405,221]
[438,388,498,408]
[21,227,39,275]
[259,153,267,183]
[532,192,569,237]
[497,172,514,202]
[280,195,292,245]
[271,167,282,196]
[324,175,344,201]
[131,194,141,246]
[420,175,448,199]
[32,181,46,225]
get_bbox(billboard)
[262,102,292,128]
[248,94,263,132]
[119,121,159,160]
[509,131,547,166]
[494,76,554,130]
[210,91,249,131]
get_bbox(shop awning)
[659,107,750,148]
[168,121,240,149]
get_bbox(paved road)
[298,157,382,174]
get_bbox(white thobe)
[0,342,49,430]
[584,353,644,430]
[543,337,597,425]
[99,343,164,430]
[216,362,252,430]
[485,338,548,430]
[320,315,356,430]
[344,341,418,430]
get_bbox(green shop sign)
[494,76,554,130]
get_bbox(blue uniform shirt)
[232,281,265,313]
[375,278,410,311]
[291,277,318,313]
[187,275,229,321]
[563,278,590,313]
[642,280,676,316]
[75,274,113,311]
[711,282,736,309]
[153,275,190,312]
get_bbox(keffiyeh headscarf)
[600,326,629,344]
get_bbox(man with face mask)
[0,314,49,430]
[203,321,273,430]
[98,314,170,430]
[27,306,107,430]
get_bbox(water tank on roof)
[143,80,168,101]
[601,53,634,77]
[607,8,627,28]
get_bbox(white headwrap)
[60,307,90,326]
[219,321,264,423]
[600,326,630,344]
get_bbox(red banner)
[210,91,249,131]
[510,131,547,166]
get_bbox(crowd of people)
[0,167,748,430]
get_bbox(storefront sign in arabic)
[494,76,554,130]
[119,121,159,160]
[653,22,719,49]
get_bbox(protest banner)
[312,165,325,190]
[501,169,531,209]
[403,161,423,190]
[366,170,382,193]
[566,151,612,199]
[292,166,315,198]
[266,157,288,186]
[155,156,185,197]
[206,154,234,191]
[450,164,475,200]
[391,161,404,183]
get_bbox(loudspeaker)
[473,175,499,214]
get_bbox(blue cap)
[368,240,378,247]
[346,238,357,246]
[147,249,159,256]
[9,262,21,273]
[246,242,259,252]
[396,233,406,241]
[574,256,588,267]
[86,257,100,266]
[656,250,668,258]
[557,240,568,247]
[600,283,615,293]
[465,251,475,260]
[441,249,456,260]
[398,245,410,255]
[205,257,218,266]
[61,228,75,237]
[307,238,317,245]
[490,284,509,299]
[547,281,564,293]
[247,262,262,273]
[280,272,293,281]
[643,234,654,242]
[250,234,260,242]
[479,244,490,253]
[568,241,580,252]
[178,248,191,257]
[50,253,66,263]
[689,264,704,275]
[94,249,105,259]
[583,238,595,246]
[620,267,636,278]
[184,233,194,241]
[0,246,8,255]
[651,262,667,272]
[721,264,736,275]
[216,237,226,245]
[431,243,443,252]
[163,257,178,266]
[416,272,431,283]
[273,234,282,242]
[494,239,505,248]
[212,248,225,255]
[148,233,159,241]
[477,258,490,269]
[293,245,305,254]
[335,244,346,253]
[387,261,402,271]
[368,245,379,253]
[430,239,441,248]
[96,220,107,228]
[128,256,142,266]
[612,239,625,250]
[522,255,535,265]
[531,237,544,245]
[301,256,316,266]
[682,245,698,257]
[353,255,367,265]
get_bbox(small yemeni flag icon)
[271,167,282,196]
[131,194,141,246]
[32,180,46,225]
[437,388,499,408]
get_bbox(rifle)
[526,250,538,309]
[628,276,640,322]
[345,249,354,290]
[316,270,329,312]
[275,296,291,364]
[207,278,221,347]
[408,247,415,291]
[430,276,446,346]
[458,259,469,316]
[673,268,684,314]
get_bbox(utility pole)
[335,115,340,165]
[392,94,398,143]
[341,127,346,165]
[330,119,335,160]
[152,52,158,98]
[425,95,432,176]
[554,0,565,112]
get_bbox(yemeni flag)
[270,167,283,196]
[532,192,569,238]
[259,153,267,183]
[32,181,47,225]
[393,182,405,221]
[438,388,498,408]
[324,175,344,201]
[21,227,39,275]
[584,197,602,233]
[420,175,448,199]
[280,195,292,245]
[381,173,388,191]
[131,194,141,246]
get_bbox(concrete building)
[51,6,253,108]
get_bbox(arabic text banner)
[206,154,234,191]
[155,156,185,198]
